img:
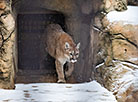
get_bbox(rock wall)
[0,0,15,89]
[94,2,138,102]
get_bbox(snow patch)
[95,63,104,69]
[121,61,138,69]
[0,81,117,102]
[129,58,138,62]
[107,6,138,25]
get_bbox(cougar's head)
[64,42,80,63]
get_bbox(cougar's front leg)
[65,63,74,78]
[55,60,66,83]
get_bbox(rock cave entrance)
[12,0,98,84]
[16,10,67,83]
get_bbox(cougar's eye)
[76,53,79,56]
[70,53,73,56]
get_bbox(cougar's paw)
[57,79,66,83]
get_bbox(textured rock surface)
[102,7,138,65]
[0,0,15,89]
[103,0,127,13]
[95,5,138,102]
[95,61,138,102]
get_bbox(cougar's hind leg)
[65,63,74,78]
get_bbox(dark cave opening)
[16,10,66,83]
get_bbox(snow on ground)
[107,6,138,25]
[0,81,117,102]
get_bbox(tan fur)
[44,24,80,83]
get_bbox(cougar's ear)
[76,42,80,49]
[65,42,70,49]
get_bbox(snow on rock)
[95,60,138,101]
[0,81,117,102]
[98,5,138,102]
[106,6,138,25]
[102,6,138,65]
[134,69,138,90]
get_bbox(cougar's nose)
[70,58,77,63]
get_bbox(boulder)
[95,5,138,102]
[102,6,138,64]
[0,0,15,89]
[95,61,138,102]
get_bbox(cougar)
[44,24,80,83]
